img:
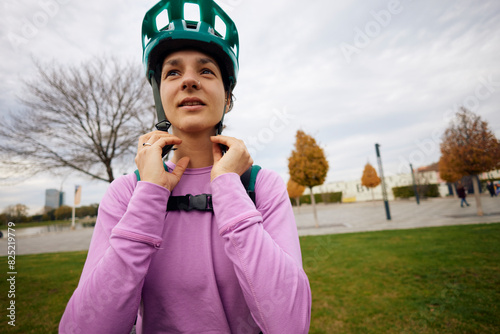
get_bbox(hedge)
[392,184,439,199]
[291,192,343,206]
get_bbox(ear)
[224,92,232,113]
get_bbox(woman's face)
[160,49,229,135]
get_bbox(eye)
[164,70,180,79]
[201,68,215,75]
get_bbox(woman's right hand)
[135,131,190,191]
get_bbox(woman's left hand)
[210,135,253,182]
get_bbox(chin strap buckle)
[156,120,171,132]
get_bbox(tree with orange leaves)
[438,154,462,198]
[288,130,329,227]
[361,162,381,201]
[287,179,305,210]
[440,107,500,215]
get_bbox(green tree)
[2,204,30,223]
[440,107,500,215]
[54,205,73,220]
[361,162,381,201]
[288,130,329,227]
[76,204,99,218]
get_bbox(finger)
[140,136,181,153]
[138,133,153,150]
[212,142,222,162]
[154,136,182,148]
[140,131,178,146]
[170,156,190,179]
[146,133,164,145]
[210,135,233,146]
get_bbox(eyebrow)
[163,57,217,68]
[197,57,217,66]
[163,58,180,67]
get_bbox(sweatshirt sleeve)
[211,169,312,334]
[59,175,169,334]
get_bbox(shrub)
[392,184,440,199]
[294,192,342,205]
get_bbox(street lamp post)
[410,163,420,205]
[375,143,391,220]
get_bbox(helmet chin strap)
[215,103,227,136]
[215,92,230,154]
[150,71,173,157]
[150,71,171,132]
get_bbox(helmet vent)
[214,16,227,39]
[184,2,200,23]
[155,9,170,31]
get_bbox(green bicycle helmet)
[141,0,239,140]
[142,0,239,90]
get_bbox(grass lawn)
[301,223,500,333]
[1,223,499,333]
[0,220,80,230]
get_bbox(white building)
[306,167,500,203]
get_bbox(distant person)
[486,181,497,197]
[457,182,470,207]
[59,1,311,333]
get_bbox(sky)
[1,0,499,215]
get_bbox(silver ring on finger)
[143,142,152,147]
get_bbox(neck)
[170,128,216,168]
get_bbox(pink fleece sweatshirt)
[59,161,311,333]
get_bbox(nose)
[182,76,201,90]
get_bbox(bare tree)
[0,56,155,183]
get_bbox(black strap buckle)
[188,194,212,211]
[155,119,171,132]
[168,194,213,212]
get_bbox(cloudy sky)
[1,0,499,214]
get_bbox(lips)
[179,97,205,107]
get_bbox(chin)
[176,122,218,134]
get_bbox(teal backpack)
[134,165,261,211]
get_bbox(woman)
[59,1,311,333]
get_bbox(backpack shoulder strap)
[241,165,261,204]
[134,162,169,181]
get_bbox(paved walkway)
[294,195,500,236]
[1,195,499,256]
